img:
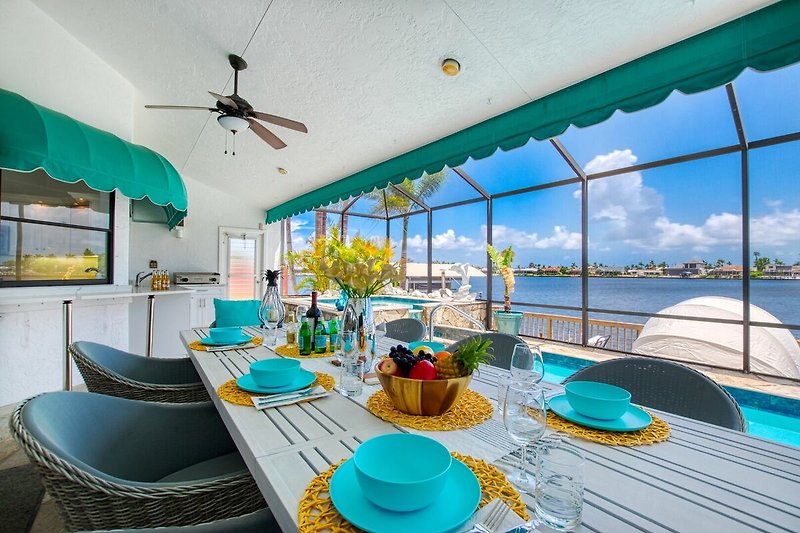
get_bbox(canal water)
[468,276,800,334]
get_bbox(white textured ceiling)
[32,0,773,212]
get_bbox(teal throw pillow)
[213,299,261,327]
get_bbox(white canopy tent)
[632,296,800,379]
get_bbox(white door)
[221,231,264,300]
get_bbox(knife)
[254,391,330,409]
[254,386,323,406]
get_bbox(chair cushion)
[213,299,261,327]
[157,452,246,483]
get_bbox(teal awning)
[0,88,188,228]
[266,0,800,223]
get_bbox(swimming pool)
[318,296,433,310]
[542,352,800,447]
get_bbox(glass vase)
[342,297,375,369]
[259,270,285,328]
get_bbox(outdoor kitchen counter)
[0,285,194,306]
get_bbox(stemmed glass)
[510,343,545,384]
[503,383,547,493]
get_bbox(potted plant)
[487,244,523,334]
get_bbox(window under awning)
[265,0,800,224]
[0,88,188,229]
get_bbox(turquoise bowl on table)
[209,327,244,344]
[249,359,301,388]
[564,381,632,420]
[353,434,452,512]
[408,341,447,354]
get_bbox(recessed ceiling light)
[441,58,460,76]
[277,167,288,175]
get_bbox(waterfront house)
[665,259,707,278]
[764,263,794,278]
[709,265,744,279]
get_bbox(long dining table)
[181,326,800,533]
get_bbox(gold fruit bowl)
[376,366,473,416]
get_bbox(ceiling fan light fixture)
[217,115,250,132]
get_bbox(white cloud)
[534,226,581,250]
[487,224,580,250]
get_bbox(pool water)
[318,296,432,310]
[541,352,800,448]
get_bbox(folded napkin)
[462,499,529,533]
[206,342,258,352]
[252,386,329,410]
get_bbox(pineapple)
[435,336,494,378]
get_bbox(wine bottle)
[306,291,322,350]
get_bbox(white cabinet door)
[190,286,226,327]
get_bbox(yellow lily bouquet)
[321,234,403,298]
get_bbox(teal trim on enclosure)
[266,1,800,223]
[0,88,188,228]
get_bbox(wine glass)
[510,343,545,384]
[503,383,547,493]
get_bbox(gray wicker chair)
[84,508,278,532]
[446,332,525,370]
[384,318,427,342]
[70,341,210,403]
[10,392,266,531]
[563,357,746,431]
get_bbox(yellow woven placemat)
[276,344,336,358]
[297,452,528,532]
[217,372,335,407]
[366,389,493,431]
[547,410,670,446]
[188,337,263,352]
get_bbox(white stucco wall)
[0,0,136,405]
[128,175,269,277]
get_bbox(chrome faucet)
[135,271,153,287]
[427,303,486,341]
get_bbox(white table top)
[182,327,800,533]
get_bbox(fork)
[473,499,512,533]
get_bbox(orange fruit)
[434,351,452,360]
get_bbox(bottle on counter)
[314,320,328,354]
[306,291,322,350]
[285,312,298,347]
[164,270,170,290]
[328,318,339,352]
[150,270,157,290]
[299,317,312,356]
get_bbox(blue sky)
[290,64,800,268]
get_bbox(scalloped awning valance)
[0,88,188,228]
[266,0,800,223]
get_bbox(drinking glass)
[510,343,545,384]
[535,445,585,531]
[340,331,356,363]
[496,375,514,417]
[264,322,278,346]
[339,360,364,397]
[503,383,547,493]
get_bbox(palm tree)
[285,216,296,291]
[367,171,446,280]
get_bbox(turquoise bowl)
[353,434,452,512]
[250,359,301,388]
[564,381,632,420]
[209,327,244,344]
[408,341,447,354]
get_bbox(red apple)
[378,358,402,376]
[408,360,437,380]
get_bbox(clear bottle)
[259,269,286,327]
[285,312,298,347]
[299,317,312,356]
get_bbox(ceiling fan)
[145,54,307,150]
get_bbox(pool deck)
[531,339,800,401]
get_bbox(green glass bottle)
[299,317,312,356]
[314,321,328,354]
[328,319,339,351]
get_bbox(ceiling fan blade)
[145,105,216,111]
[209,91,238,109]
[249,111,308,133]
[247,118,287,149]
